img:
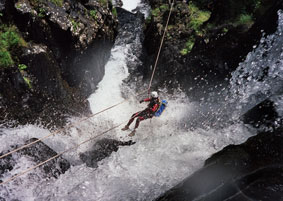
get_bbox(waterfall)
[229,10,283,119]
[2,2,283,201]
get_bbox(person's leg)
[122,112,139,130]
[129,114,149,136]
[134,116,144,129]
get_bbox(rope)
[0,121,125,186]
[148,1,174,94]
[0,0,175,186]
[0,110,146,186]
[0,89,147,160]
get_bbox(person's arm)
[140,98,151,103]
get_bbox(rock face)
[242,99,279,129]
[0,138,70,181]
[0,0,118,126]
[156,128,283,201]
[80,138,135,168]
[143,0,283,100]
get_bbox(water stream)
[1,2,282,201]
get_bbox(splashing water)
[5,2,283,201]
[229,10,283,118]
[122,0,141,12]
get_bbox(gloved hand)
[139,100,144,103]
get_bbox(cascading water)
[1,2,283,201]
[229,10,283,120]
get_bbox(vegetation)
[235,14,254,26]
[90,10,97,19]
[98,0,108,7]
[50,0,64,7]
[151,4,169,18]
[38,7,46,18]
[0,26,27,68]
[18,64,32,88]
[18,64,27,70]
[0,50,14,67]
[112,8,117,18]
[0,12,3,17]
[23,76,32,89]
[151,7,161,18]
[180,37,195,55]
[71,19,79,32]
[188,2,211,32]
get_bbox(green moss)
[180,37,195,55]
[38,7,46,18]
[18,64,27,70]
[152,7,160,17]
[160,4,169,12]
[167,25,174,30]
[71,19,78,32]
[90,10,97,19]
[223,27,229,33]
[112,7,117,18]
[0,49,14,67]
[235,14,254,26]
[50,0,64,7]
[188,2,211,32]
[23,76,32,89]
[0,26,27,68]
[98,0,108,7]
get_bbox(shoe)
[128,130,136,137]
[121,126,129,131]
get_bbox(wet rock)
[156,128,283,201]
[80,138,135,168]
[142,0,283,101]
[0,138,70,180]
[0,0,118,126]
[242,99,279,129]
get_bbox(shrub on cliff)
[0,25,26,68]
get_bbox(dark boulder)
[0,138,70,180]
[0,0,118,126]
[242,99,279,129]
[80,138,135,168]
[156,128,283,201]
[143,0,283,100]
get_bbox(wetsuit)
[126,97,160,129]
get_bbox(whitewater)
[3,0,279,200]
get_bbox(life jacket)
[154,100,168,117]
[147,98,160,111]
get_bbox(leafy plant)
[223,27,229,33]
[180,37,195,55]
[0,12,3,17]
[90,10,97,19]
[98,0,108,7]
[38,7,46,18]
[152,7,161,17]
[236,14,254,26]
[18,64,27,70]
[71,19,78,32]
[23,76,32,89]
[0,26,27,68]
[50,0,64,7]
[188,2,211,32]
[112,8,117,18]
[160,4,169,12]
[0,49,14,67]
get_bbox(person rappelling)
[121,91,167,136]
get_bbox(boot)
[121,125,129,131]
[128,129,136,137]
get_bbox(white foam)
[122,0,141,12]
